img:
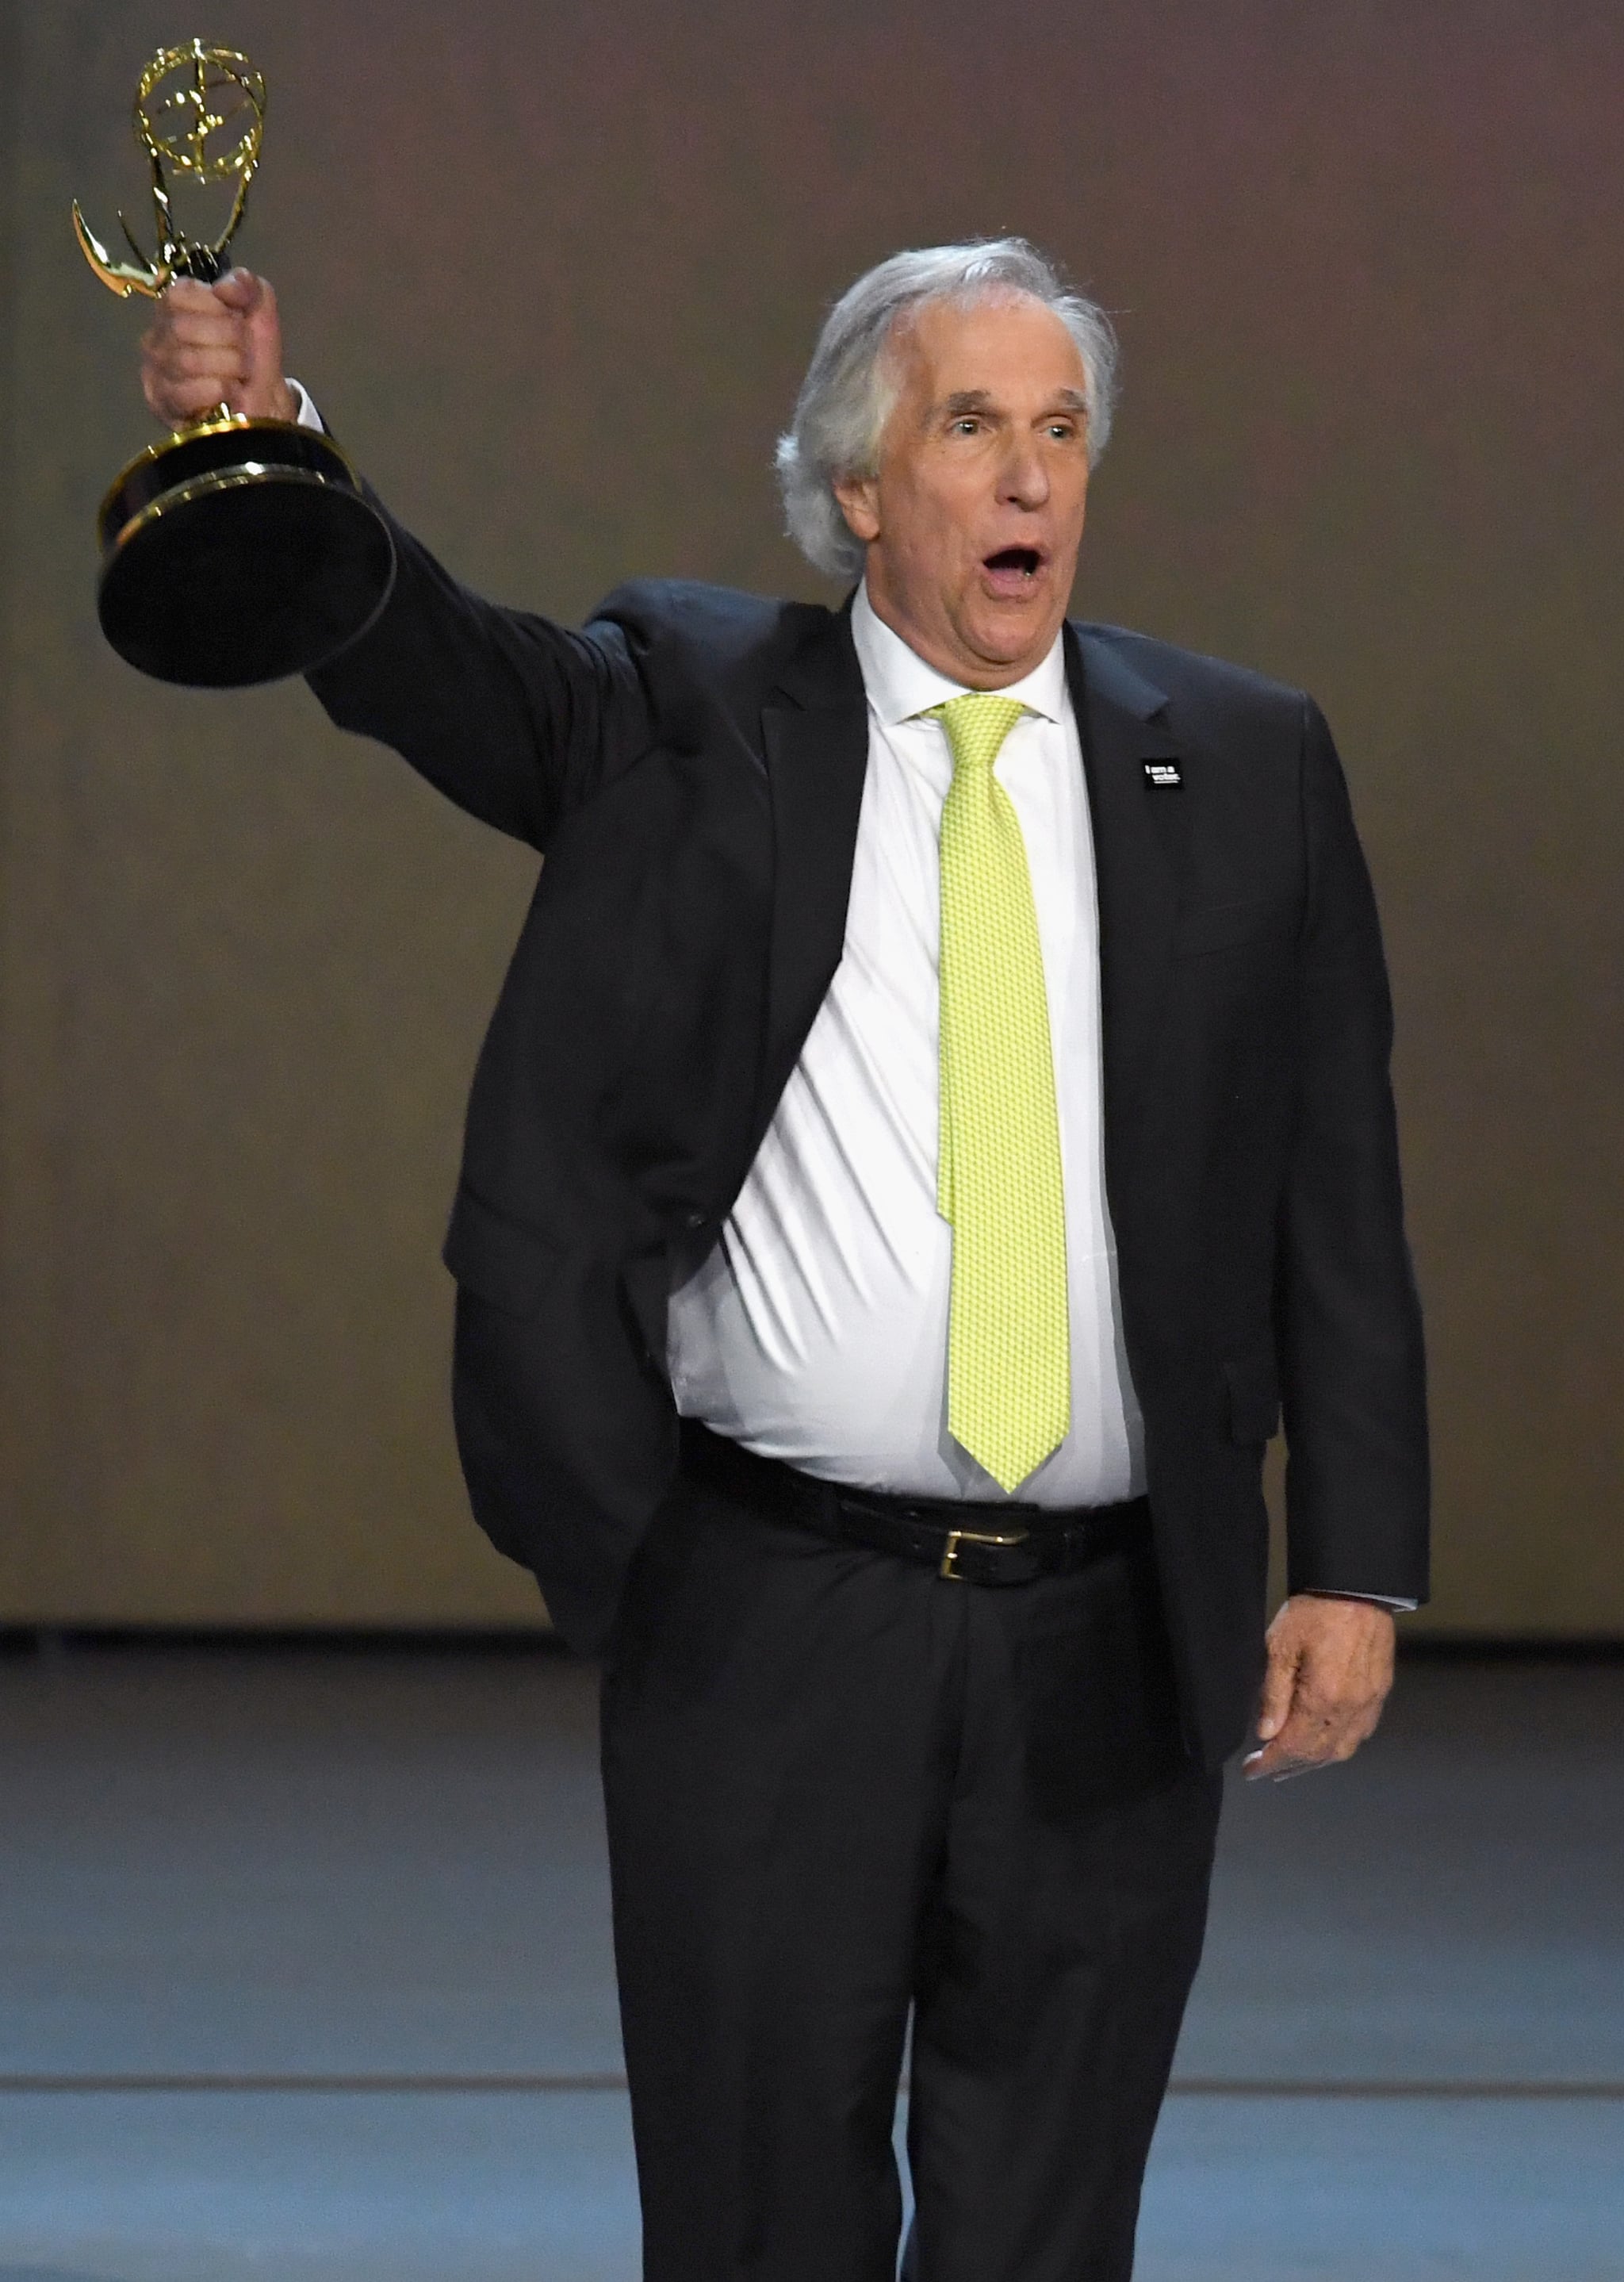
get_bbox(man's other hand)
[140,270,296,429]
[1243,1594,1395,1781]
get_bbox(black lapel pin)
[1143,760,1183,789]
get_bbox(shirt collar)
[850,579,1067,728]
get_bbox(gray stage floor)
[2,1643,1620,2279]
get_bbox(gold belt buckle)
[938,1522,1031,1581]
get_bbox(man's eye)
[1047,423,1078,441]
[952,418,981,435]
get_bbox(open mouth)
[982,545,1045,594]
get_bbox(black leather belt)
[680,1420,1147,1585]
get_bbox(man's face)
[833,291,1092,688]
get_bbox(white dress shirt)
[667,584,1144,1506]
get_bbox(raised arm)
[140,273,653,849]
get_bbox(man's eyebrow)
[931,385,1090,419]
[936,388,998,418]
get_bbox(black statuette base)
[96,419,396,688]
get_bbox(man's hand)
[140,270,296,430]
[1243,1594,1395,1781]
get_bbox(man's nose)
[997,440,1050,508]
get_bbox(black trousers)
[599,1471,1224,2282]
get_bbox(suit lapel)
[759,607,871,1130]
[1067,625,1183,1150]
[755,613,1183,1173]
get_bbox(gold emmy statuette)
[75,41,394,686]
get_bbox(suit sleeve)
[305,493,655,851]
[1277,696,1431,1603]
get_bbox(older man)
[143,240,1427,2281]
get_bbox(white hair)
[774,238,1119,583]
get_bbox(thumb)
[220,270,289,420]
[1255,1630,1300,1740]
[212,266,262,313]
[241,273,282,353]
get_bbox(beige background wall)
[2,0,1620,1632]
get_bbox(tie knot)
[931,693,1025,775]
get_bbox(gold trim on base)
[99,463,350,558]
[96,418,364,547]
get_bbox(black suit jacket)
[308,506,1428,1765]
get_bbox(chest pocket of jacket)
[1173,894,1297,959]
[442,1183,563,1321]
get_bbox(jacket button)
[684,1210,707,1230]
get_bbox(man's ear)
[833,472,880,544]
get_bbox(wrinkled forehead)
[882,288,1089,404]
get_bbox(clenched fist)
[140,269,297,429]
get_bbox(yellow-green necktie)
[933,692,1071,1493]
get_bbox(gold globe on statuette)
[75,41,394,685]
